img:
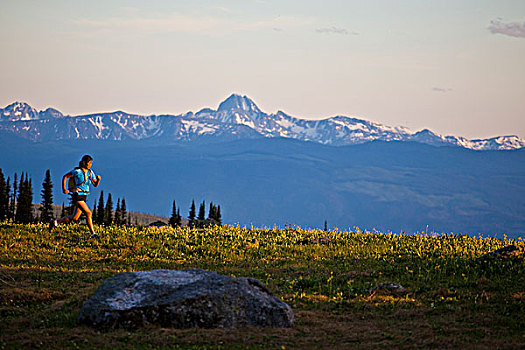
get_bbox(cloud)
[432,87,453,93]
[74,13,313,36]
[316,26,354,35]
[75,15,227,35]
[245,16,314,31]
[488,19,525,38]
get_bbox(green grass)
[0,222,524,349]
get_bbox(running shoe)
[48,219,57,233]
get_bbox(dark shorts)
[71,193,88,205]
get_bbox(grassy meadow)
[0,222,524,349]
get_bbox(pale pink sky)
[1,0,524,139]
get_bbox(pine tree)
[188,199,196,226]
[176,208,182,227]
[15,173,33,224]
[169,200,177,227]
[4,176,11,221]
[198,200,205,221]
[15,173,24,223]
[115,198,121,226]
[15,173,25,223]
[324,220,328,232]
[92,201,97,224]
[121,198,127,226]
[40,169,54,222]
[9,173,18,220]
[0,169,7,220]
[27,177,33,223]
[216,205,222,226]
[207,202,222,226]
[208,202,216,220]
[104,193,113,226]
[66,194,74,216]
[96,191,105,225]
[61,202,66,217]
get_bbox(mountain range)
[1,94,523,150]
[0,94,524,238]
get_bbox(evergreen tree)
[208,202,216,220]
[15,173,24,223]
[15,173,25,223]
[39,169,54,222]
[0,169,7,220]
[4,176,11,221]
[324,220,328,232]
[61,202,66,217]
[27,177,34,223]
[9,173,18,220]
[121,198,127,226]
[207,202,222,226]
[176,208,182,227]
[66,195,74,216]
[216,205,222,226]
[96,191,105,225]
[15,173,33,224]
[104,193,113,225]
[169,200,177,227]
[198,200,205,221]
[115,198,122,226]
[92,201,97,224]
[128,213,131,227]
[188,199,196,226]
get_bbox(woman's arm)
[93,174,101,187]
[62,172,72,194]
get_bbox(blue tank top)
[71,168,96,195]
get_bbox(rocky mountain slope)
[1,95,523,150]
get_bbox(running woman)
[49,155,102,239]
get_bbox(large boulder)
[476,245,524,261]
[78,269,294,329]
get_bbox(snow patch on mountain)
[89,117,103,133]
[1,102,40,122]
[182,120,218,135]
[0,95,523,150]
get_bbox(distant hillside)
[1,134,524,239]
[30,203,170,227]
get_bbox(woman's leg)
[57,205,82,225]
[75,200,95,235]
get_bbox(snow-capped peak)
[217,94,261,113]
[40,107,64,119]
[1,102,66,121]
[0,97,523,150]
[1,101,39,121]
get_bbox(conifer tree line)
[0,169,35,223]
[1,168,223,228]
[170,199,222,228]
[0,168,131,226]
[93,191,129,226]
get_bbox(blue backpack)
[67,167,94,193]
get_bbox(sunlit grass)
[0,221,524,349]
